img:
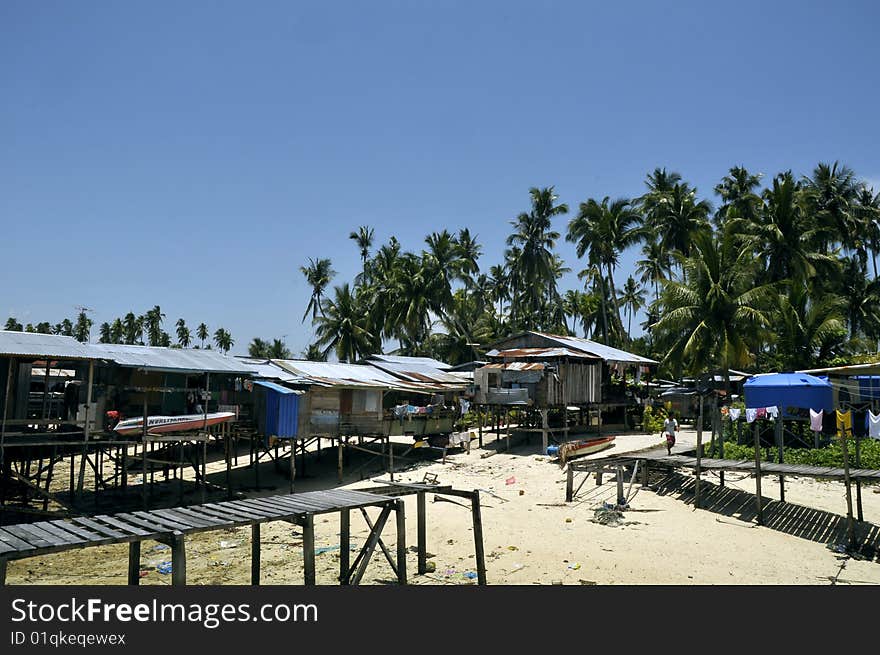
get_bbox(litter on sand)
[505,476,516,485]
[463,572,478,580]
[568,563,581,570]
[156,562,173,575]
[152,544,169,552]
[219,540,240,549]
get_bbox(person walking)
[663,413,679,455]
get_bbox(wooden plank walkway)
[0,488,404,587]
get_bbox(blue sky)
[2,0,878,356]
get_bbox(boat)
[555,436,616,465]
[112,412,236,436]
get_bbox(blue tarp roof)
[743,373,833,413]
[253,380,303,395]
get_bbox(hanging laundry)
[755,407,767,420]
[836,410,852,436]
[867,411,880,439]
[745,408,758,423]
[729,408,741,421]
[809,409,824,432]
[766,406,779,419]
[459,398,471,416]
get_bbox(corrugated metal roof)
[273,360,465,393]
[253,380,304,395]
[89,343,257,374]
[483,362,546,371]
[485,347,599,360]
[367,360,465,384]
[369,354,452,370]
[0,331,101,360]
[531,332,657,364]
[236,357,312,384]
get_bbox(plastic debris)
[425,561,437,573]
[505,476,516,485]
[568,563,581,570]
[463,572,478,580]
[156,562,173,574]
[219,540,240,549]
[511,563,525,571]
[315,545,340,555]
[507,545,518,551]
[152,544,169,552]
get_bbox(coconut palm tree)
[774,288,847,371]
[98,322,111,343]
[803,161,860,252]
[620,276,646,339]
[635,240,671,307]
[655,183,712,261]
[123,313,141,344]
[175,318,191,348]
[349,226,374,281]
[213,328,234,354]
[506,186,568,326]
[300,257,336,323]
[35,322,52,334]
[197,323,209,348]
[302,343,327,361]
[652,228,774,379]
[110,318,124,344]
[73,311,92,343]
[854,185,880,278]
[314,283,377,362]
[455,227,482,285]
[144,306,165,346]
[248,338,270,358]
[714,165,763,226]
[566,196,643,345]
[4,318,22,331]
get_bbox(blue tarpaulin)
[743,373,833,417]
[253,380,301,440]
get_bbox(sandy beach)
[4,426,879,586]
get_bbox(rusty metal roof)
[367,359,465,384]
[271,360,465,393]
[482,362,547,371]
[485,347,598,360]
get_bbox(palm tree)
[803,161,860,252]
[110,318,124,344]
[349,226,374,281]
[213,328,234,354]
[455,227,482,285]
[854,185,880,278]
[144,305,165,346]
[734,172,836,286]
[652,229,774,379]
[656,183,712,260]
[175,318,191,348]
[714,165,763,226]
[636,240,671,307]
[98,322,112,343]
[35,322,52,334]
[314,283,376,362]
[123,313,142,344]
[300,257,336,323]
[4,318,22,331]
[620,276,646,339]
[248,337,270,358]
[639,167,682,232]
[73,311,92,343]
[566,196,643,345]
[774,288,847,370]
[302,343,327,361]
[506,186,568,326]
[56,319,74,337]
[268,339,291,359]
[197,323,209,348]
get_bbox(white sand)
[5,426,879,585]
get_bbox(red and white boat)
[112,412,235,436]
[557,436,616,465]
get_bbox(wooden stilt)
[417,491,427,574]
[0,558,6,586]
[471,491,487,585]
[302,513,315,586]
[289,442,295,495]
[337,438,343,484]
[171,532,186,586]
[251,524,260,585]
[339,509,350,585]
[694,396,704,509]
[565,465,574,502]
[854,430,863,522]
[128,541,141,585]
[840,426,856,548]
[395,499,406,585]
[753,422,763,526]
[776,417,785,502]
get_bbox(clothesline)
[720,406,880,440]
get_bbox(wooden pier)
[0,488,407,586]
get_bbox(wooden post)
[506,408,511,452]
[127,541,141,585]
[395,499,406,585]
[141,394,148,510]
[541,408,549,455]
[417,491,427,574]
[718,407,725,488]
[340,509,350,585]
[337,437,343,483]
[776,417,785,503]
[171,532,186,586]
[565,465,574,502]
[839,425,856,549]
[471,491,487,585]
[251,524,260,585]
[225,431,232,499]
[0,558,6,586]
[854,430,863,522]
[478,407,483,448]
[694,395,704,510]
[616,464,625,506]
[642,460,649,486]
[753,422,763,526]
[302,513,316,585]
[0,357,12,483]
[389,437,394,482]
[289,441,295,494]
